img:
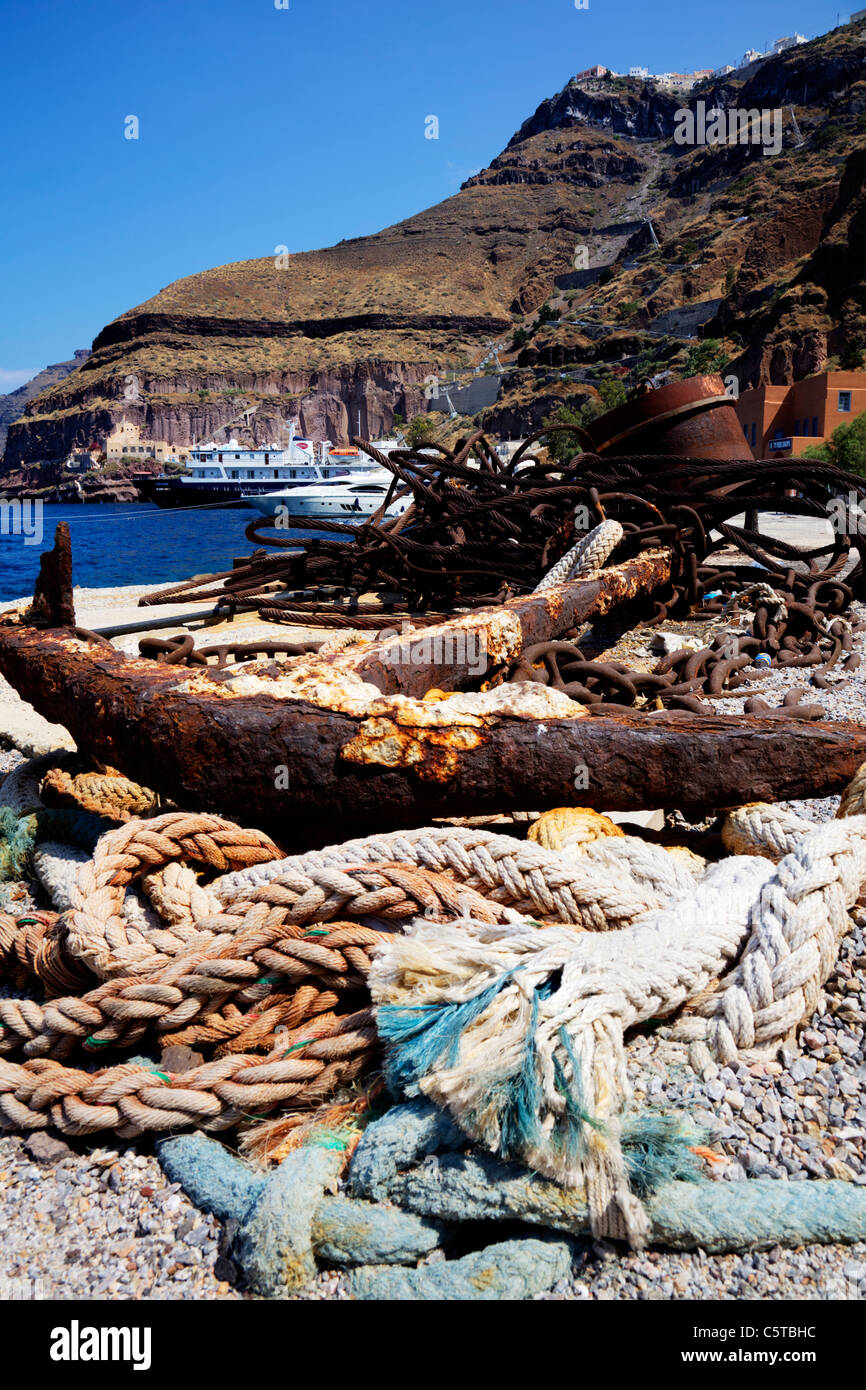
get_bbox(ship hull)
[138,479,274,509]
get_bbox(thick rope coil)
[671,815,866,1064]
[0,1008,378,1138]
[0,838,515,1060]
[0,753,63,816]
[367,789,866,1247]
[530,808,706,874]
[533,519,624,592]
[1,780,865,1216]
[32,841,165,937]
[41,767,161,822]
[213,825,696,931]
[0,910,89,995]
[0,846,519,1131]
[722,804,817,861]
[529,807,626,852]
[65,813,283,979]
[369,855,774,1248]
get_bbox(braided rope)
[366,787,866,1247]
[65,813,283,979]
[0,781,864,1204]
[41,768,161,822]
[533,519,625,593]
[0,825,514,1062]
[369,855,774,1246]
[528,807,626,852]
[213,826,696,931]
[0,844,515,1131]
[722,804,816,861]
[0,910,88,995]
[672,815,866,1064]
[0,1009,377,1137]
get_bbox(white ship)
[141,425,388,509]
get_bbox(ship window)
[236,453,241,459]
[812,416,819,435]
[230,470,238,478]
[839,391,852,413]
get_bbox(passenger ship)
[140,429,386,509]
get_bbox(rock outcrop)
[0,350,90,457]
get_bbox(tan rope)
[41,767,162,822]
[1,781,863,1157]
[528,807,626,852]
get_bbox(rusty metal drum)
[586,374,754,462]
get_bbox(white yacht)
[245,474,411,522]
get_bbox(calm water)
[0,502,330,603]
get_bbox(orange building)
[735,372,866,459]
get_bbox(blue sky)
[0,0,851,385]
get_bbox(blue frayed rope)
[377,968,522,1095]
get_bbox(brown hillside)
[6,19,866,468]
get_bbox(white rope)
[32,841,166,933]
[15,753,866,1249]
[213,826,695,932]
[369,855,773,1246]
[367,796,866,1246]
[533,519,624,593]
[0,754,62,816]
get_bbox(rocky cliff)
[5,19,866,470]
[0,350,90,457]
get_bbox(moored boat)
[139,427,392,510]
[244,475,411,521]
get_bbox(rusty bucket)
[586,374,754,462]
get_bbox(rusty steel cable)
[135,434,866,622]
[129,432,866,715]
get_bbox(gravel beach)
[1,558,865,1301]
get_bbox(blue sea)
[0,502,329,603]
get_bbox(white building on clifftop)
[770,33,807,53]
